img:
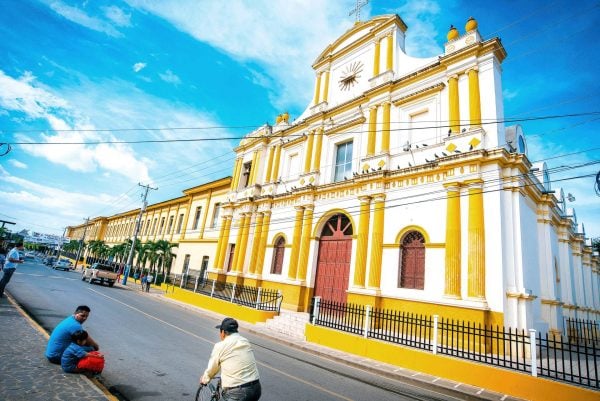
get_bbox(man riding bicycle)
[200,317,261,401]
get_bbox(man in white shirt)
[0,242,24,298]
[200,318,261,401]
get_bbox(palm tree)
[154,240,178,282]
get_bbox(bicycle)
[195,377,221,401]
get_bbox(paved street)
[3,259,522,401]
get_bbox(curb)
[6,292,119,401]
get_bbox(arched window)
[271,237,285,274]
[398,231,425,289]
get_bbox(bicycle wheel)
[195,383,218,401]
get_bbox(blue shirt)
[45,316,83,360]
[4,247,20,270]
[61,343,94,373]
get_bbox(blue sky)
[0,0,598,239]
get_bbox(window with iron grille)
[398,230,425,289]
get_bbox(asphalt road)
[9,259,465,401]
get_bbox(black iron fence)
[565,317,600,345]
[309,298,599,389]
[165,274,282,313]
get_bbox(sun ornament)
[338,61,363,91]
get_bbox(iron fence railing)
[310,297,599,389]
[165,274,282,313]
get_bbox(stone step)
[256,311,310,340]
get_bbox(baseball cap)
[216,317,239,333]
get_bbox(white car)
[52,260,72,271]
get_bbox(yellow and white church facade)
[68,14,598,334]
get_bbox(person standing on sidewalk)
[45,305,99,364]
[0,242,24,298]
[200,318,261,401]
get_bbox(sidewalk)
[0,294,113,401]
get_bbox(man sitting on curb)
[45,305,99,364]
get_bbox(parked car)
[24,252,35,260]
[52,260,72,271]
[82,263,118,287]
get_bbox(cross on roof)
[349,0,369,23]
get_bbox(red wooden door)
[314,214,353,303]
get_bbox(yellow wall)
[160,284,277,323]
[305,325,598,401]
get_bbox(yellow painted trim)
[391,83,445,107]
[394,225,431,244]
[372,38,381,76]
[161,285,277,324]
[324,116,366,136]
[270,232,289,246]
[305,325,597,401]
[311,208,357,238]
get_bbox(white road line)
[88,288,354,401]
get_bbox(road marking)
[89,288,354,400]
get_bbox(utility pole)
[55,227,67,261]
[73,218,90,270]
[122,183,157,285]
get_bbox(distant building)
[68,14,598,334]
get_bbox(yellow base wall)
[347,292,504,326]
[160,284,277,324]
[305,325,598,401]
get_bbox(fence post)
[255,288,262,309]
[194,275,199,293]
[231,283,236,303]
[432,315,439,354]
[529,329,537,377]
[211,279,216,297]
[363,305,371,338]
[312,296,321,324]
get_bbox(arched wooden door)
[314,214,353,303]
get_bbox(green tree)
[154,239,178,280]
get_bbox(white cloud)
[46,1,122,37]
[503,88,519,100]
[103,5,132,27]
[8,160,27,169]
[390,0,444,57]
[126,0,356,111]
[133,62,147,73]
[0,165,130,233]
[159,69,181,85]
[0,70,150,182]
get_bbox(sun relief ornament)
[338,61,363,91]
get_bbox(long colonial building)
[68,14,599,334]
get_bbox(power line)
[5,112,599,146]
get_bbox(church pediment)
[312,14,406,68]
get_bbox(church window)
[240,161,252,188]
[398,231,425,289]
[333,141,353,182]
[271,237,285,274]
[287,153,299,180]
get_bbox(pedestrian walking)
[0,242,25,298]
[146,272,153,292]
[133,271,140,283]
[140,274,147,291]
